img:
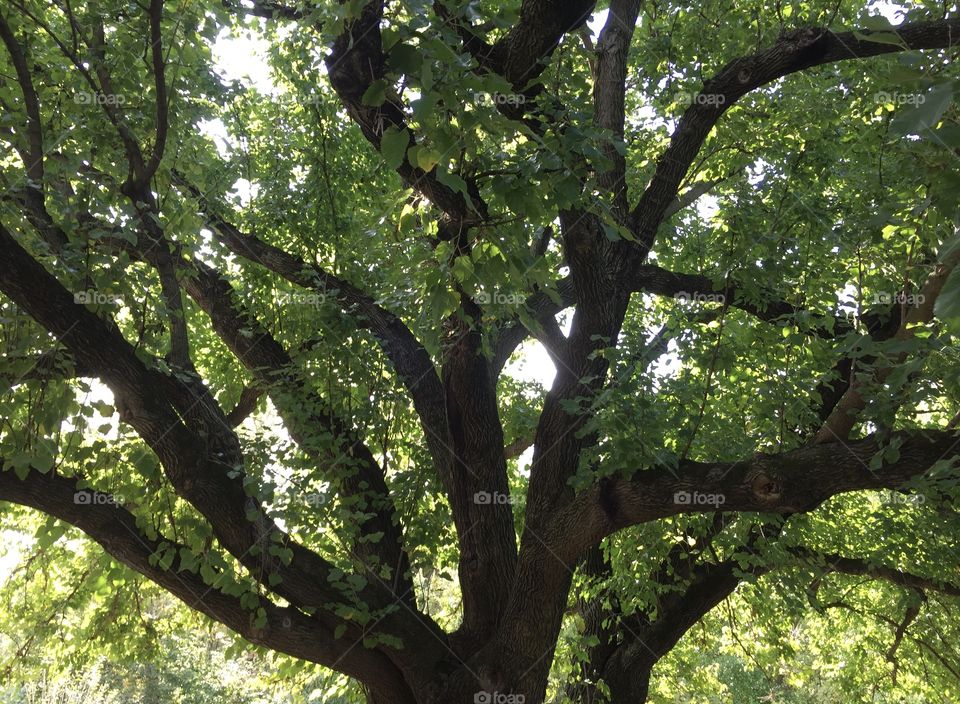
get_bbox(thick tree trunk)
[363,687,419,704]
[3,5,960,704]
[603,663,653,703]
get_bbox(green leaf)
[451,255,474,283]
[346,573,367,591]
[852,30,906,47]
[416,148,440,173]
[361,80,387,107]
[890,82,954,135]
[934,266,960,323]
[938,230,960,263]
[600,221,635,242]
[859,14,895,31]
[389,43,421,74]
[380,126,409,169]
[436,166,471,201]
[554,173,582,207]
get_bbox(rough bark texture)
[1,4,959,703]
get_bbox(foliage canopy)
[1,0,960,702]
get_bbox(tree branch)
[1,349,92,392]
[0,11,44,184]
[142,0,168,183]
[0,220,370,623]
[628,17,960,258]
[592,0,641,217]
[0,467,414,700]
[175,174,452,485]
[627,263,854,338]
[793,549,960,597]
[815,237,960,443]
[486,0,596,89]
[221,0,303,20]
[178,255,417,605]
[598,535,960,700]
[661,178,727,220]
[323,0,482,223]
[225,384,264,427]
[557,429,960,565]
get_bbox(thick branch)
[89,17,147,183]
[558,429,960,565]
[0,221,359,620]
[791,549,960,597]
[225,385,264,427]
[627,263,854,338]
[323,0,480,221]
[1,349,92,391]
[177,177,451,486]
[179,256,417,604]
[143,0,168,183]
[600,540,960,701]
[0,468,413,699]
[441,306,519,650]
[491,277,574,375]
[628,17,960,257]
[0,11,43,184]
[592,0,641,217]
[487,0,596,89]
[492,257,852,378]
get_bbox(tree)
[1,0,960,701]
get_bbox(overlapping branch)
[0,221,405,644]
[175,175,451,485]
[815,239,960,443]
[626,18,960,258]
[180,256,416,602]
[0,467,414,701]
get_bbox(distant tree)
[1,1,960,702]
